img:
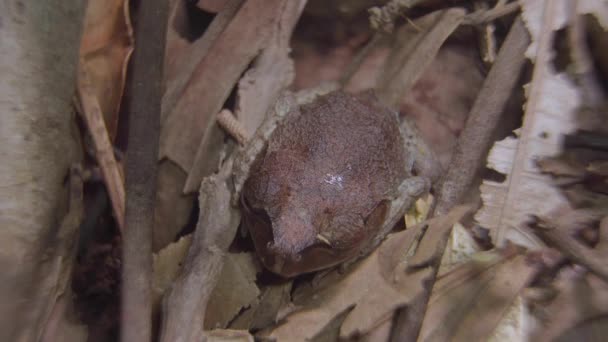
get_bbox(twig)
[473,1,497,65]
[434,17,529,216]
[368,0,429,33]
[530,216,608,283]
[77,62,126,231]
[462,1,521,26]
[121,0,169,340]
[159,161,241,342]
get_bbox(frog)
[234,90,431,277]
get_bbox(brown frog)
[240,91,429,277]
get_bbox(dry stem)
[121,0,169,340]
[77,62,126,231]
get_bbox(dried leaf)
[533,268,608,341]
[152,235,192,311]
[438,222,482,276]
[205,253,260,329]
[79,0,133,139]
[153,160,195,251]
[419,250,535,342]
[476,0,583,248]
[154,244,262,330]
[409,205,473,267]
[184,0,306,192]
[205,329,254,342]
[376,8,466,108]
[268,225,431,341]
[230,281,293,331]
[234,0,305,136]
[159,0,286,176]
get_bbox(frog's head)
[241,193,390,277]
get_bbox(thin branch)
[159,161,240,342]
[121,0,169,340]
[77,62,125,231]
[434,17,529,216]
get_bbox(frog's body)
[242,91,425,277]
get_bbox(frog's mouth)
[241,198,360,277]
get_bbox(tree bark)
[0,1,86,341]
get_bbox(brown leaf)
[533,268,608,341]
[205,253,261,329]
[409,205,473,268]
[267,224,432,341]
[153,160,195,251]
[159,0,286,176]
[79,0,133,139]
[184,0,306,192]
[419,250,535,341]
[376,7,466,108]
[230,281,293,331]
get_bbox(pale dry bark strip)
[121,0,169,340]
[77,62,126,231]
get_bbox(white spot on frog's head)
[323,173,344,189]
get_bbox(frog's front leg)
[371,176,431,249]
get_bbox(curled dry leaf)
[204,253,260,330]
[79,0,133,139]
[154,244,262,334]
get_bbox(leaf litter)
[70,0,608,341]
